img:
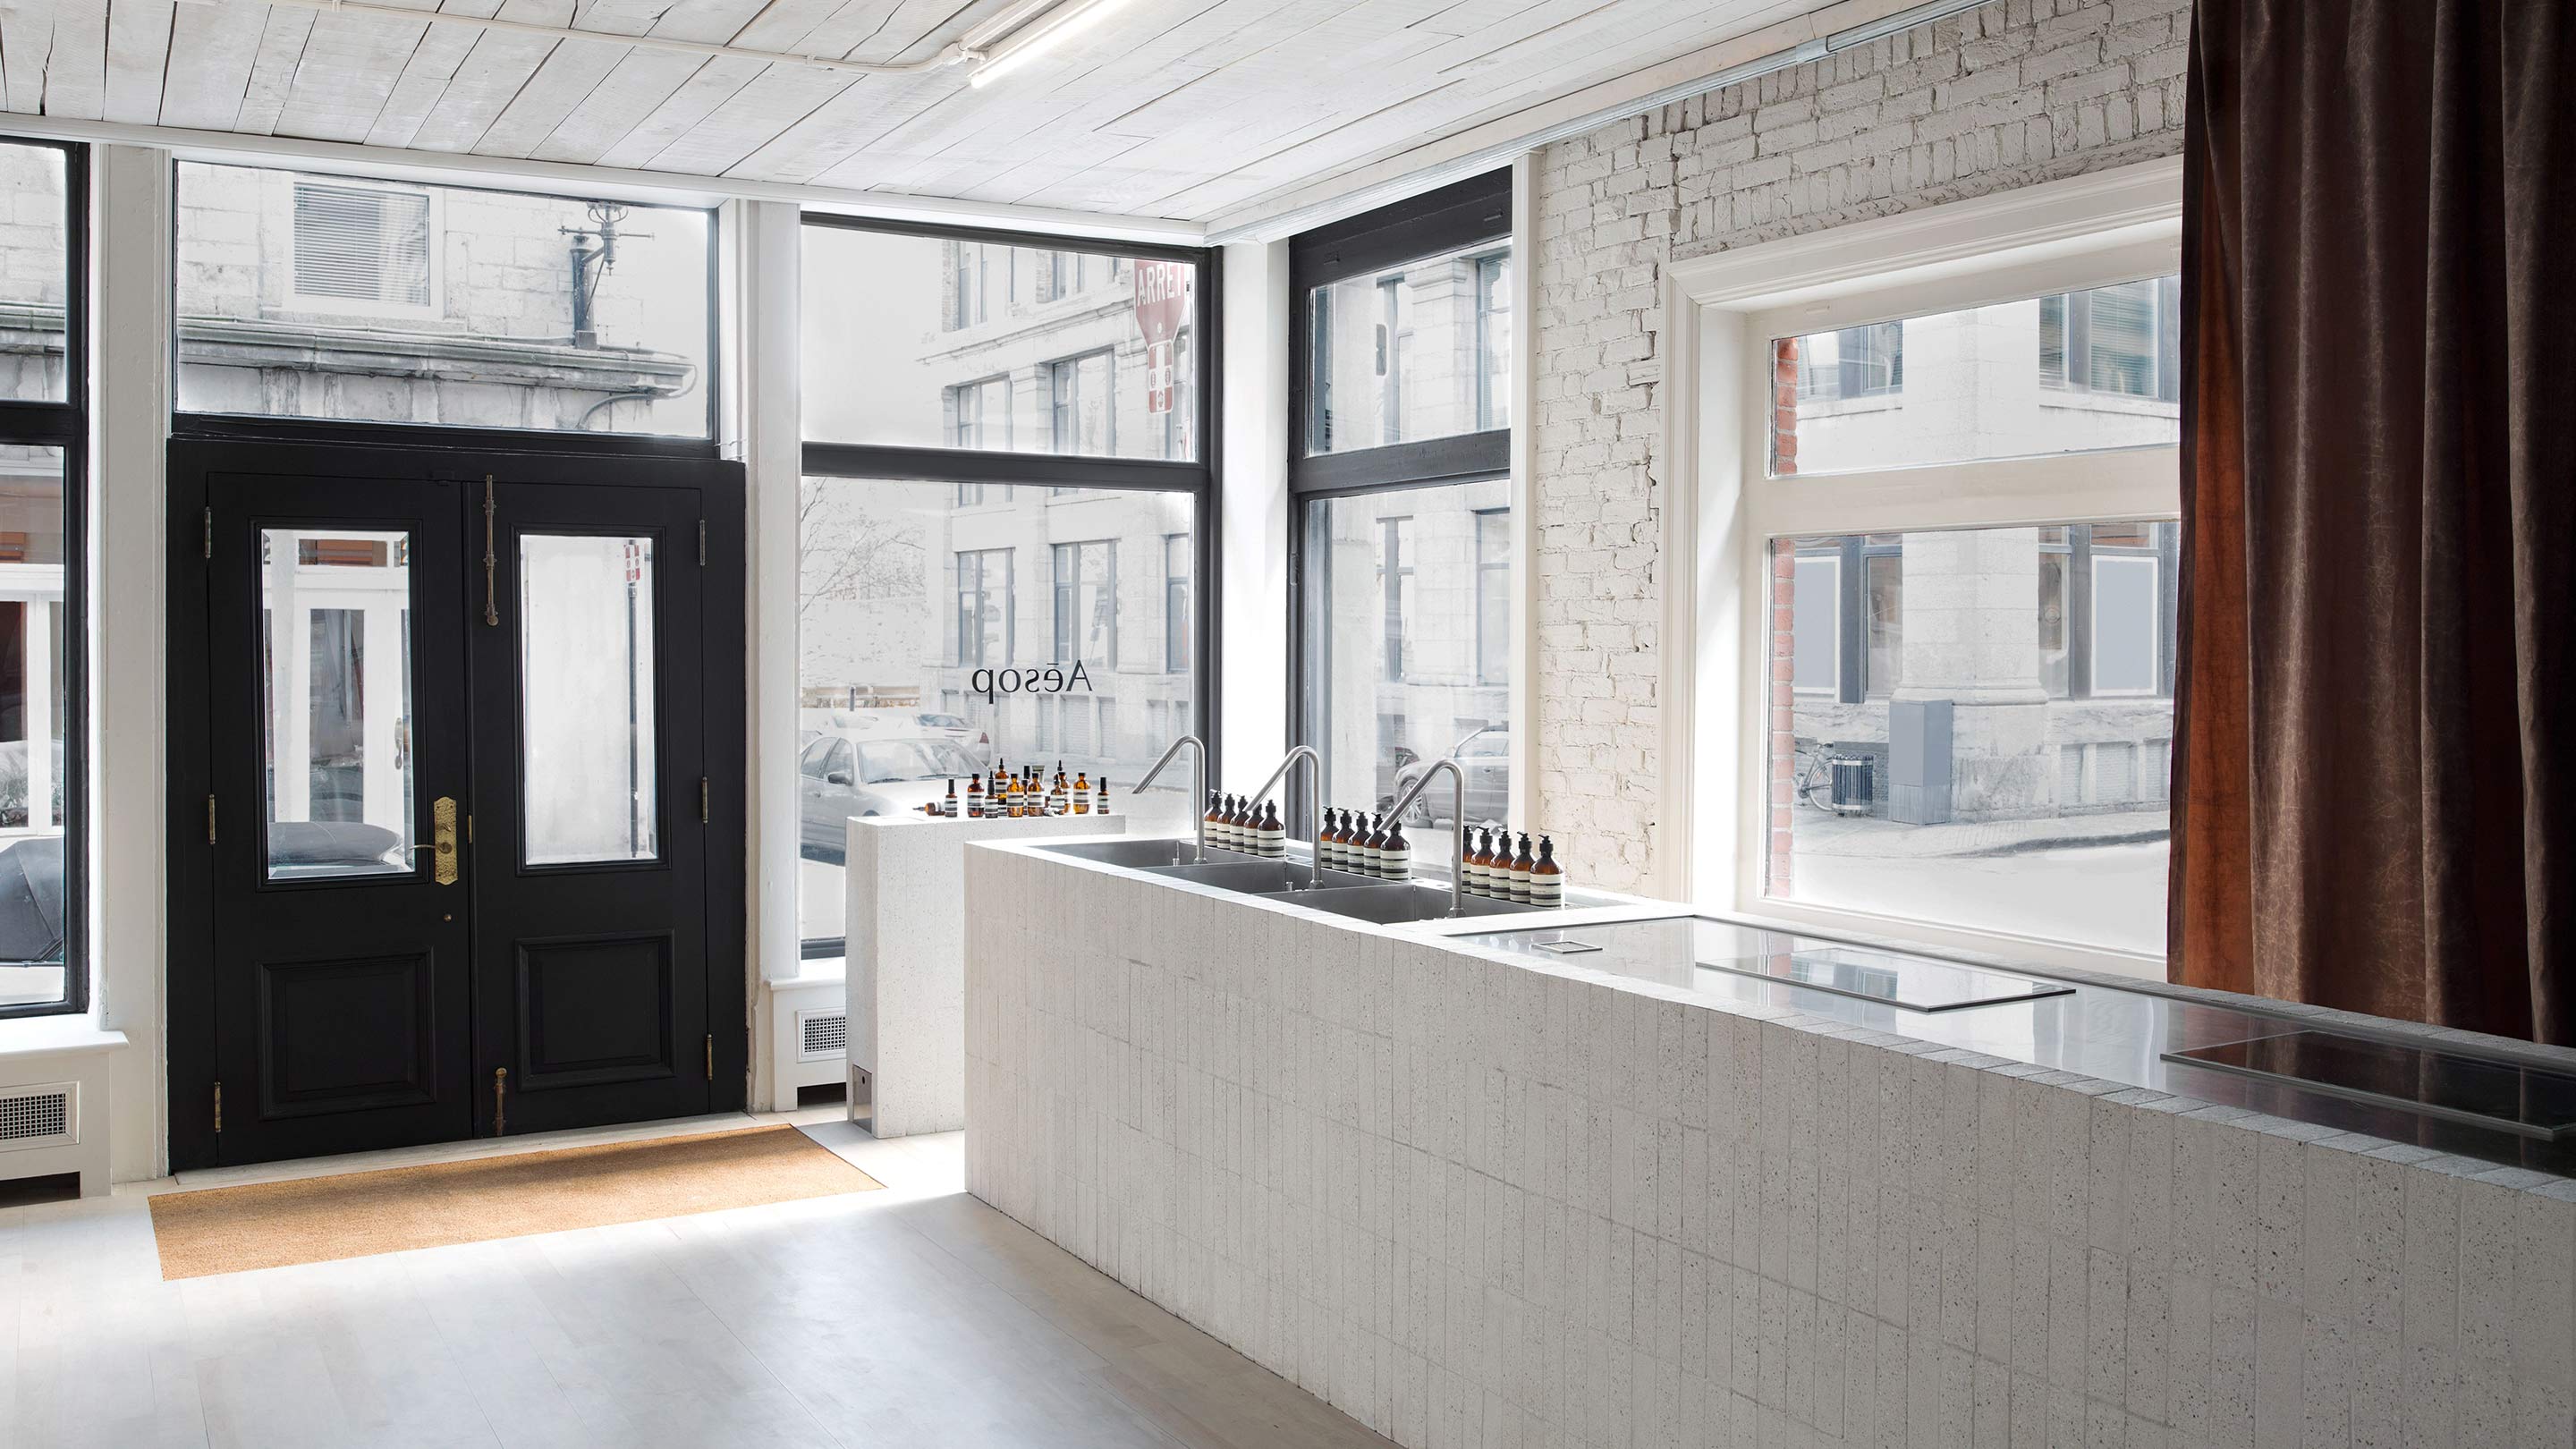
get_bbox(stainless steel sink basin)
[1250,883,1544,924]
[1140,860,1381,893]
[1035,837,1226,869]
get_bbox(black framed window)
[798,215,1217,960]
[0,139,85,1019]
[1290,169,1514,830]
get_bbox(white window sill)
[0,1016,127,1063]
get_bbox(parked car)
[799,708,995,772]
[1387,724,1510,829]
[796,732,985,866]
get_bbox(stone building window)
[290,182,434,312]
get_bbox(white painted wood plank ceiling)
[1,0,1831,221]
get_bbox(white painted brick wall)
[1530,0,2190,891]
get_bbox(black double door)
[172,441,745,1168]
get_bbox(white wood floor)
[0,1114,1395,1449]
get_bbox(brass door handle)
[428,797,459,885]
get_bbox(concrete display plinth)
[844,812,1127,1137]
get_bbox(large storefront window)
[0,139,82,1018]
[796,479,1198,951]
[1290,168,1515,842]
[173,164,713,437]
[1300,481,1510,829]
[801,228,1198,462]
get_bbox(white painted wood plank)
[0,0,62,113]
[756,0,1284,186]
[231,5,318,134]
[523,0,775,162]
[402,0,572,152]
[271,4,438,141]
[470,27,640,157]
[43,0,109,119]
[154,0,266,130]
[1138,0,1788,215]
[362,0,497,148]
[636,0,991,176]
[583,0,846,167]
[102,0,176,124]
[1086,0,1745,214]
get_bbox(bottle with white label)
[1320,809,1345,870]
[1508,834,1536,904]
[1460,828,1488,896]
[1256,801,1285,858]
[1378,818,1410,880]
[1530,837,1563,907]
[1353,814,1384,877]
[1095,777,1112,816]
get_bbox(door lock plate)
[433,797,460,885]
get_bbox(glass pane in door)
[260,528,416,880]
[521,534,658,866]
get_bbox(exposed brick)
[1526,0,2184,892]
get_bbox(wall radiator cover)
[0,1082,76,1152]
[797,1009,848,1062]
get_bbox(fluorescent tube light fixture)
[968,0,1133,87]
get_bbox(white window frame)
[283,176,445,322]
[1657,156,2183,980]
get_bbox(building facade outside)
[1767,279,2182,954]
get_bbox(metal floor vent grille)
[0,1085,72,1149]
[800,1010,848,1060]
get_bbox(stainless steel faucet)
[1384,757,1469,917]
[1134,734,1208,864]
[1245,745,1324,888]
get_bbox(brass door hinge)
[213,1080,223,1134]
[699,777,709,824]
[493,1067,508,1135]
[202,506,213,560]
[705,1035,714,1079]
[206,794,217,845]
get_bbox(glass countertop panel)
[1459,916,2072,1013]
[2165,1031,2576,1142]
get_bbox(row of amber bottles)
[926,759,1110,819]
[1202,792,1288,856]
[1318,808,1411,879]
[1463,828,1563,906]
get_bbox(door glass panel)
[261,528,416,881]
[521,533,658,866]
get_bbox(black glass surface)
[2165,1030,2576,1142]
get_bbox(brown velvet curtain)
[2174,0,2575,1043]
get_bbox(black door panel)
[173,443,743,1170]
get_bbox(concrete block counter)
[843,812,1125,1137]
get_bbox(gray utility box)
[1888,699,1953,826]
